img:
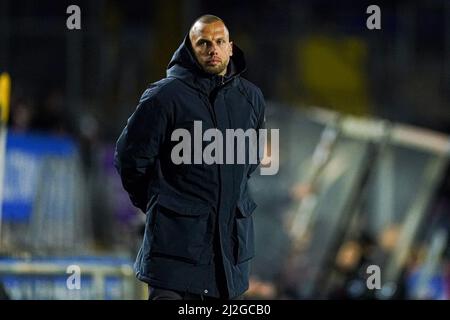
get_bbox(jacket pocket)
[233,196,257,265]
[150,193,211,264]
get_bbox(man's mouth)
[206,58,221,65]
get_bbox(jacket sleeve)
[247,88,266,179]
[114,87,171,212]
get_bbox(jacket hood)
[166,34,246,94]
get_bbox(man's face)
[189,21,233,76]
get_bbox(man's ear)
[229,41,233,56]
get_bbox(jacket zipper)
[201,79,234,298]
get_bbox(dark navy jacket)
[114,35,265,299]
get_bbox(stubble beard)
[202,60,228,76]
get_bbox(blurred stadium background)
[0,0,449,299]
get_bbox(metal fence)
[0,132,142,300]
[0,257,144,300]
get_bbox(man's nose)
[208,43,219,55]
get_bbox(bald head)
[189,15,229,39]
[189,15,233,76]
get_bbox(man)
[114,14,266,300]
